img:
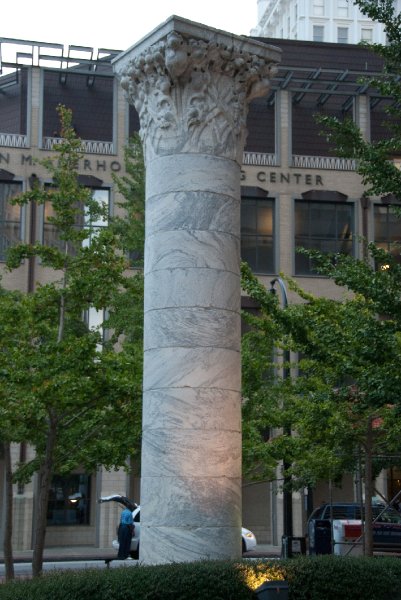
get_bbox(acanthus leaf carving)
[118,32,279,163]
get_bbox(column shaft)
[141,154,241,562]
[113,15,281,564]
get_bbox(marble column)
[113,16,280,564]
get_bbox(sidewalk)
[246,544,281,559]
[0,546,116,564]
[0,544,281,564]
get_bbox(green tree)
[105,133,145,466]
[241,0,401,556]
[312,0,401,552]
[0,288,37,581]
[3,107,143,577]
[241,254,401,556]
[110,133,145,269]
[317,0,401,199]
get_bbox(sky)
[3,0,258,53]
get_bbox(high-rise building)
[251,0,401,44]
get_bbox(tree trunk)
[32,262,66,577]
[3,441,14,581]
[32,416,57,577]
[363,418,374,557]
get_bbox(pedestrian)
[117,507,134,560]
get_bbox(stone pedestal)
[113,16,280,564]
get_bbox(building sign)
[0,152,122,174]
[241,169,324,186]
[1,151,325,185]
[82,159,122,172]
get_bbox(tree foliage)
[1,106,144,576]
[241,1,401,555]
[241,253,401,554]
[317,0,401,197]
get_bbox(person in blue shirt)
[117,507,134,560]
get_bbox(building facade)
[0,39,141,552]
[251,0,401,44]
[0,35,400,552]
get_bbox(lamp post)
[270,278,293,540]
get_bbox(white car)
[99,494,257,558]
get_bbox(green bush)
[0,561,255,600]
[1,556,401,600]
[281,555,401,600]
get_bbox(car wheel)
[131,544,139,560]
[242,539,246,554]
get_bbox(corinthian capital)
[113,16,281,163]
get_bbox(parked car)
[99,494,257,558]
[308,502,401,555]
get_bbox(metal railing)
[292,154,356,170]
[0,132,28,148]
[42,137,114,155]
[243,151,277,166]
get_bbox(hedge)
[283,555,401,600]
[1,556,401,600]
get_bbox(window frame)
[313,24,325,42]
[0,179,23,262]
[361,27,373,43]
[337,26,349,43]
[373,202,401,265]
[337,0,349,18]
[47,473,91,527]
[42,185,111,251]
[241,189,275,275]
[294,197,355,276]
[313,0,325,17]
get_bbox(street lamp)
[270,277,288,309]
[270,277,293,540]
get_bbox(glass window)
[241,197,274,274]
[313,0,325,16]
[83,188,109,247]
[295,200,354,275]
[43,72,113,142]
[338,27,349,43]
[374,204,401,264]
[84,306,105,350]
[47,474,90,526]
[0,181,22,261]
[43,199,82,254]
[361,28,373,42]
[337,0,349,18]
[43,188,110,250]
[313,25,324,42]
